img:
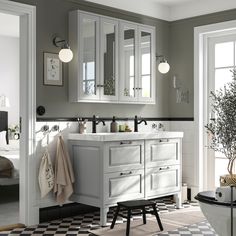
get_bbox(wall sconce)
[156,54,170,74]
[173,75,189,103]
[53,36,73,63]
[0,95,10,108]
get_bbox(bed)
[0,111,19,185]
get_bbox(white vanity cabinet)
[145,139,181,198]
[68,132,182,226]
[103,141,145,204]
[69,139,145,225]
[69,10,155,104]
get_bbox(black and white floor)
[0,198,217,236]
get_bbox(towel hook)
[41,125,49,132]
[50,125,60,132]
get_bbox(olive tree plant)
[205,70,236,176]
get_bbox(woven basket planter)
[220,174,236,186]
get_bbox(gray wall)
[12,0,236,118]
[169,9,236,117]
[12,0,170,118]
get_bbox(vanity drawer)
[104,140,144,173]
[145,139,180,167]
[104,169,144,204]
[146,165,180,198]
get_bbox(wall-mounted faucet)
[134,115,147,132]
[92,115,106,133]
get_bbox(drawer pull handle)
[120,141,132,145]
[159,139,169,142]
[159,167,170,171]
[120,171,132,176]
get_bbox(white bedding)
[0,140,20,185]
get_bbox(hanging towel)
[38,149,55,198]
[54,135,75,205]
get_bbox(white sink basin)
[68,131,184,141]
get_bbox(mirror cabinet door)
[81,16,98,97]
[121,25,137,100]
[101,19,118,99]
[140,30,152,99]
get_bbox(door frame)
[0,0,36,225]
[194,20,236,194]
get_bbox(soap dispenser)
[110,116,118,133]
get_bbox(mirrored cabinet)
[100,18,119,101]
[80,13,99,100]
[119,23,155,103]
[69,10,155,104]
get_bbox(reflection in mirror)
[103,22,116,96]
[82,18,96,95]
[141,31,151,98]
[123,28,135,97]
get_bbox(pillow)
[0,131,7,146]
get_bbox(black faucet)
[134,115,147,132]
[92,115,106,133]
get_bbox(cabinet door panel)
[146,165,180,198]
[104,140,144,172]
[71,145,100,199]
[146,139,180,167]
[119,22,139,102]
[100,18,118,101]
[79,13,100,100]
[138,27,155,103]
[104,169,144,204]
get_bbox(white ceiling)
[0,13,19,38]
[152,0,195,7]
[85,0,236,21]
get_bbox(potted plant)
[205,69,236,186]
[8,124,19,140]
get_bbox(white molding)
[85,0,236,21]
[194,19,236,194]
[170,0,236,21]
[85,0,171,21]
[0,0,36,226]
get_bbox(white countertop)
[68,131,184,141]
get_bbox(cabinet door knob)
[159,167,170,171]
[97,84,104,88]
[120,171,132,176]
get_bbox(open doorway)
[0,12,20,227]
[0,0,36,227]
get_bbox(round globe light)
[59,48,73,63]
[158,61,170,74]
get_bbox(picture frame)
[44,52,63,86]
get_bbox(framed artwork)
[44,52,62,86]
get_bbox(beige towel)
[54,135,75,205]
[38,149,55,198]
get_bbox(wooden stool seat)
[110,199,163,236]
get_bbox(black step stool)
[110,199,163,236]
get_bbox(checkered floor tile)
[158,221,217,235]
[0,197,217,235]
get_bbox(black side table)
[110,199,163,236]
